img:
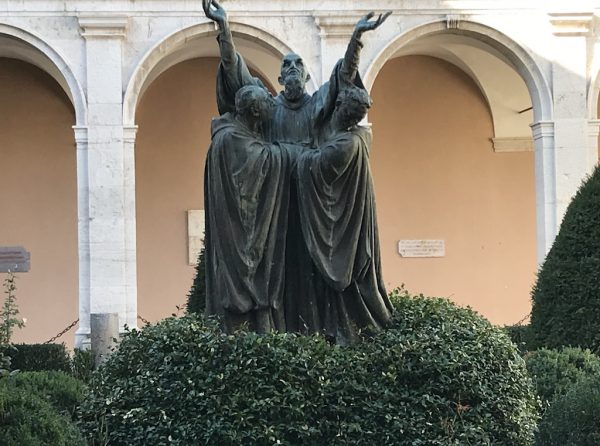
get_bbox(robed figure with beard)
[203,0,392,337]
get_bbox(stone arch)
[0,23,87,126]
[364,19,552,126]
[123,21,317,126]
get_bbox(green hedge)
[78,290,539,445]
[504,324,533,354]
[1,371,87,418]
[530,164,600,352]
[525,347,600,410]
[536,374,600,446]
[0,385,85,446]
[0,343,71,373]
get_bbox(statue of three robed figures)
[202,0,394,344]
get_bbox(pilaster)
[77,16,137,344]
[314,13,360,86]
[547,12,595,239]
[531,121,556,264]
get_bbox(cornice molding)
[79,16,129,39]
[313,13,361,38]
[549,12,593,36]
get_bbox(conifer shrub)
[530,165,600,352]
[186,246,206,315]
[504,323,533,354]
[525,347,600,410]
[77,290,539,445]
[535,374,600,446]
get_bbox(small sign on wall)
[0,246,30,272]
[398,240,445,258]
[187,210,205,266]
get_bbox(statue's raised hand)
[203,0,228,28]
[354,11,392,37]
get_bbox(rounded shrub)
[0,385,85,446]
[536,374,600,446]
[530,164,600,352]
[1,371,87,418]
[78,290,539,445]
[525,347,600,409]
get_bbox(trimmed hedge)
[78,290,539,445]
[536,375,600,446]
[530,164,600,352]
[525,347,600,410]
[0,343,71,372]
[0,385,85,446]
[1,371,87,418]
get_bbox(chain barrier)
[514,312,531,326]
[137,314,151,325]
[44,318,79,344]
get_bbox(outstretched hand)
[354,11,392,36]
[202,0,228,26]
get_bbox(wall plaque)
[0,246,31,272]
[187,210,205,266]
[398,240,445,258]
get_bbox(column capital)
[79,16,129,39]
[123,125,138,143]
[531,121,555,140]
[589,119,600,137]
[313,13,361,38]
[73,125,89,144]
[549,12,594,36]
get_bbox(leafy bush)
[186,246,206,315]
[1,371,87,418]
[504,323,533,354]
[525,347,600,410]
[71,348,95,384]
[0,385,85,446]
[78,291,539,445]
[530,164,600,352]
[0,343,71,372]
[536,374,600,446]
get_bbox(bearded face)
[279,53,309,101]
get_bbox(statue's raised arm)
[203,0,266,115]
[341,12,392,84]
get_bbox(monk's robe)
[204,113,293,333]
[295,125,393,343]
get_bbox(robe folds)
[295,126,393,342]
[204,113,294,332]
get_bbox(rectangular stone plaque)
[187,210,205,266]
[398,240,445,258]
[0,246,30,272]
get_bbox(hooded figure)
[204,86,294,333]
[294,87,393,343]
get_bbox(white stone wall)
[1,0,599,347]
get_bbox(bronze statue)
[202,0,393,342]
[204,85,293,333]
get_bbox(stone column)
[74,125,91,349]
[75,16,137,347]
[531,121,556,263]
[547,13,595,229]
